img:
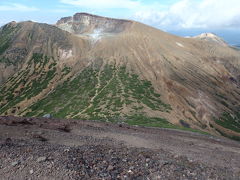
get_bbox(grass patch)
[0,23,20,56]
[24,64,171,119]
[215,112,240,133]
[125,115,209,135]
[215,128,240,141]
[0,53,56,114]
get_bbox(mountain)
[192,33,228,46]
[233,44,240,49]
[0,13,240,140]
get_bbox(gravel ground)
[0,116,240,180]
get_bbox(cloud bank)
[60,0,240,29]
[133,0,240,29]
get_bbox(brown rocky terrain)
[0,116,240,179]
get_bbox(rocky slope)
[0,116,239,179]
[0,13,240,139]
[56,13,132,36]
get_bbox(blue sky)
[0,0,181,25]
[1,0,240,44]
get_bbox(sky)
[0,0,240,44]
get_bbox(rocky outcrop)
[56,13,132,35]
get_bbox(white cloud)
[59,0,240,29]
[60,0,141,9]
[133,0,240,29]
[0,3,38,12]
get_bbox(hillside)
[0,13,240,139]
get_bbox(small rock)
[48,156,54,161]
[107,165,114,171]
[163,161,170,166]
[37,157,47,163]
[189,142,194,146]
[64,148,70,152]
[11,161,20,167]
[5,138,12,145]
[146,158,151,162]
[108,149,114,154]
[128,170,133,174]
[122,158,128,162]
[174,155,179,158]
[30,169,34,174]
[35,131,44,135]
[99,172,108,177]
[43,114,52,118]
[32,134,48,142]
[47,164,53,169]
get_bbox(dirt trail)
[72,65,118,118]
[0,116,239,180]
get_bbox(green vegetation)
[61,66,71,76]
[0,23,27,66]
[126,115,176,128]
[118,67,172,112]
[25,65,171,119]
[125,115,209,135]
[215,128,240,141]
[32,53,44,64]
[0,43,10,55]
[212,111,240,141]
[0,53,56,114]
[0,57,12,66]
[215,112,240,133]
[26,66,98,118]
[0,59,212,136]
[30,53,51,67]
[0,24,20,56]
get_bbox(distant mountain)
[0,13,240,140]
[234,44,240,48]
[192,33,228,46]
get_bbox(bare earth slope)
[0,116,240,179]
[0,13,240,139]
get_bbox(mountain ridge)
[56,12,132,25]
[0,13,240,140]
[56,12,133,37]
